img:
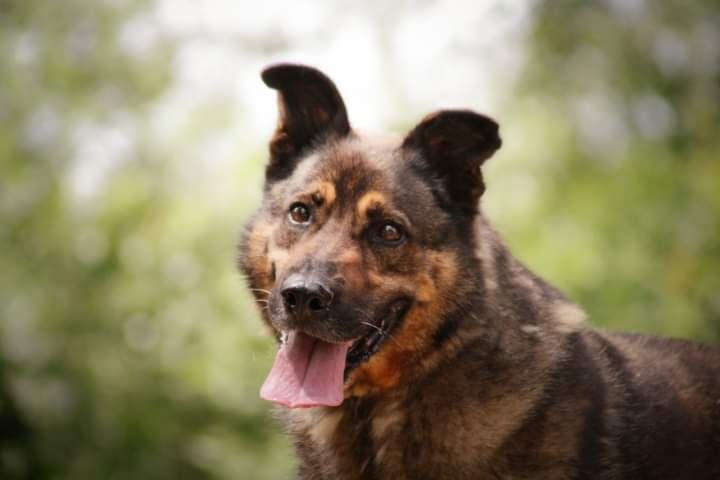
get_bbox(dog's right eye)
[289,203,311,224]
[372,221,406,246]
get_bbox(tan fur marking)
[427,251,458,298]
[337,247,361,266]
[552,302,588,332]
[275,95,287,131]
[245,221,273,291]
[347,251,458,395]
[375,444,388,464]
[414,273,436,303]
[356,191,386,220]
[475,217,499,292]
[515,274,544,304]
[367,271,384,289]
[311,181,336,209]
[521,324,542,335]
[307,408,342,446]
[267,243,290,272]
[371,401,402,441]
[246,221,270,258]
[286,407,341,478]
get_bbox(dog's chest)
[287,397,410,479]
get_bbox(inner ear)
[262,63,351,182]
[402,110,501,212]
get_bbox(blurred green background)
[1,0,718,478]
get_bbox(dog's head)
[240,64,501,406]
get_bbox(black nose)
[281,281,333,321]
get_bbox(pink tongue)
[260,331,351,408]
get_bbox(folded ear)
[402,110,501,213]
[261,63,350,181]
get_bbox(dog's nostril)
[308,297,324,311]
[283,291,298,309]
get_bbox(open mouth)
[259,298,411,408]
[345,298,410,372]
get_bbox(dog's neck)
[472,211,587,331]
[412,211,588,383]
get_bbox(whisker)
[360,321,383,334]
[250,288,272,295]
[348,307,405,348]
[358,320,403,349]
[350,306,373,323]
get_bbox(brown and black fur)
[238,63,720,479]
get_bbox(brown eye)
[289,203,311,224]
[376,222,405,245]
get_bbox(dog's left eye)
[374,222,405,245]
[289,203,311,224]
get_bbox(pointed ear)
[402,110,501,212]
[261,63,350,181]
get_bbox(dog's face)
[240,64,501,403]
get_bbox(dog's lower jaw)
[344,298,411,375]
[342,304,472,399]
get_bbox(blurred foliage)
[0,1,290,478]
[0,0,718,479]
[486,0,720,342]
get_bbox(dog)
[238,63,720,479]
